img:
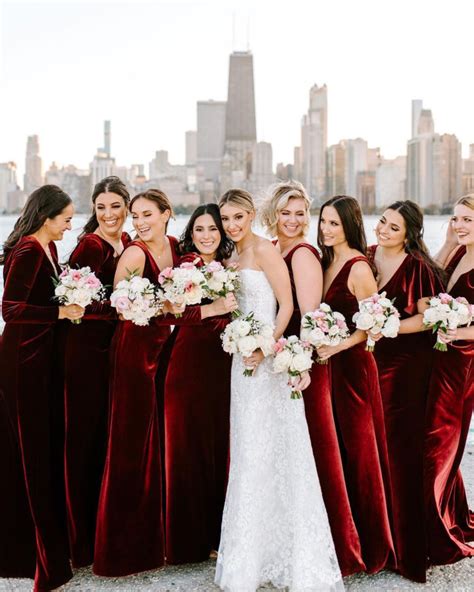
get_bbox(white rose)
[319,303,331,312]
[291,352,313,373]
[256,335,275,356]
[55,285,67,297]
[381,315,400,338]
[235,320,251,337]
[273,350,292,373]
[238,335,258,357]
[423,308,440,326]
[378,298,392,308]
[354,311,374,331]
[260,324,275,339]
[308,327,325,345]
[328,324,340,337]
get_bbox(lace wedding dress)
[215,269,344,592]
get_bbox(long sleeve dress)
[0,236,72,592]
[63,231,130,568]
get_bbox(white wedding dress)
[215,269,344,592]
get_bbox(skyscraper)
[223,51,257,182]
[407,105,436,208]
[345,138,368,197]
[24,135,43,194]
[103,120,111,157]
[411,99,423,138]
[197,100,227,184]
[300,84,327,202]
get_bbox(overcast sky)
[1,0,473,181]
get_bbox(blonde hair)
[218,188,255,213]
[260,181,312,237]
[454,194,474,211]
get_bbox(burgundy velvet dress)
[368,246,442,582]
[424,245,474,565]
[93,237,202,576]
[63,232,130,568]
[0,237,72,592]
[324,256,395,573]
[283,243,365,576]
[164,253,231,564]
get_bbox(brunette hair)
[318,195,367,269]
[218,188,255,213]
[1,185,72,264]
[385,200,444,283]
[178,203,234,261]
[260,181,312,237]
[129,188,175,232]
[80,176,130,237]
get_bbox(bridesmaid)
[316,195,395,573]
[165,203,237,564]
[368,200,443,582]
[94,189,235,576]
[63,176,130,568]
[423,194,474,565]
[0,185,83,592]
[260,181,365,576]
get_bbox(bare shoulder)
[350,259,375,282]
[254,236,280,261]
[120,245,146,266]
[292,246,321,269]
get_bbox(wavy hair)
[259,181,312,237]
[130,188,175,232]
[1,185,72,264]
[80,176,130,238]
[178,203,234,261]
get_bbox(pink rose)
[336,319,346,329]
[206,261,223,273]
[371,293,381,303]
[71,270,83,282]
[85,275,101,288]
[158,267,173,284]
[185,281,195,292]
[180,261,196,270]
[59,268,69,278]
[273,337,287,353]
[439,293,453,304]
[373,303,383,313]
[314,310,326,318]
[115,296,131,311]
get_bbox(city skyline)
[2,0,474,183]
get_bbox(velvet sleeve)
[404,258,443,316]
[2,241,59,324]
[69,236,118,321]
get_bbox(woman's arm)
[257,240,293,339]
[292,248,323,316]
[113,246,145,286]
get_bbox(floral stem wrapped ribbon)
[353,291,400,352]
[423,292,474,351]
[272,336,314,399]
[301,303,349,364]
[110,270,163,326]
[158,259,206,317]
[220,311,275,376]
[202,261,241,319]
[53,265,106,324]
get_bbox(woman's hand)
[58,304,85,322]
[211,294,239,316]
[444,219,459,248]
[316,341,346,362]
[163,300,186,316]
[367,330,383,342]
[437,327,457,344]
[242,348,265,372]
[290,371,311,392]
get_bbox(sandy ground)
[1,448,472,592]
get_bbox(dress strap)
[285,242,321,263]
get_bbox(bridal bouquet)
[301,303,350,364]
[202,261,241,318]
[272,336,314,399]
[221,311,275,376]
[423,293,473,351]
[158,259,206,315]
[53,266,106,324]
[353,291,401,351]
[110,272,163,326]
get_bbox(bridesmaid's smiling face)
[319,205,346,248]
[452,204,474,246]
[220,203,254,244]
[131,197,170,242]
[95,191,128,239]
[192,214,221,258]
[44,203,75,241]
[375,209,406,249]
[277,198,308,239]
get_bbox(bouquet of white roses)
[353,291,400,351]
[423,292,473,351]
[110,272,163,326]
[301,303,350,364]
[158,259,206,316]
[221,311,275,376]
[54,266,106,324]
[272,335,314,399]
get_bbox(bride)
[215,188,343,592]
